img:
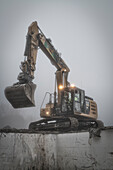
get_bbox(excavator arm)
[5,21,70,108]
[18,22,39,83]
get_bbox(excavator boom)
[5,21,70,108]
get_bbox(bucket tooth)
[4,83,36,108]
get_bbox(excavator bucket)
[4,83,36,108]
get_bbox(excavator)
[4,21,104,131]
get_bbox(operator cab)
[60,86,91,115]
[40,86,97,120]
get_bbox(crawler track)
[28,117,104,132]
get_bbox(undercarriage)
[29,116,104,132]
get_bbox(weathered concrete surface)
[0,133,57,170]
[57,130,113,170]
[0,129,113,170]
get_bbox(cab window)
[75,91,80,102]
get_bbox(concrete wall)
[0,129,113,170]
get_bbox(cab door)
[74,90,81,112]
[74,89,85,113]
[61,90,73,114]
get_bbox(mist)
[0,0,113,128]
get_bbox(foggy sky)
[0,0,113,128]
